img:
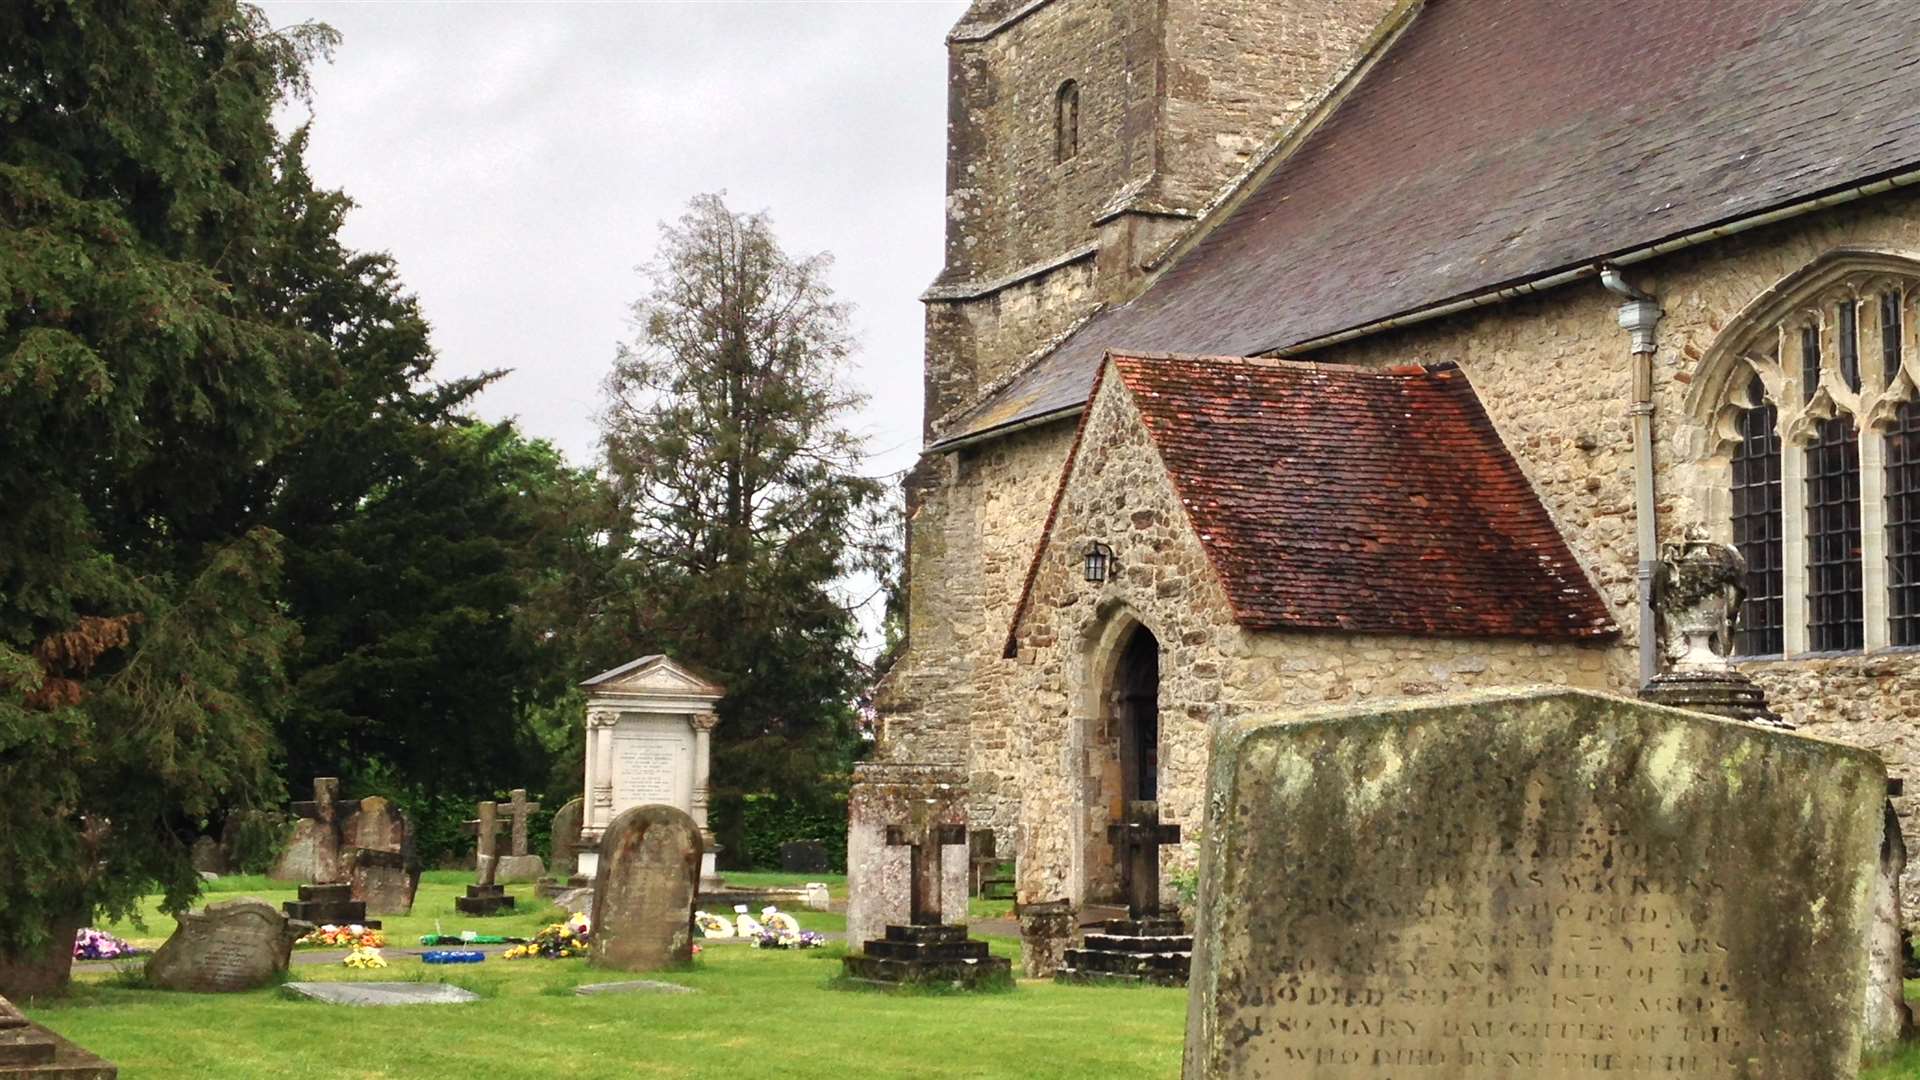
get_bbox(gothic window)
[1730,378,1784,655]
[1806,414,1864,651]
[1055,81,1079,164]
[1693,253,1920,657]
[1888,401,1920,645]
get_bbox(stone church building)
[874,0,1920,907]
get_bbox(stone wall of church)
[922,258,1100,436]
[1002,374,1611,906]
[1305,188,1920,904]
[1155,0,1399,212]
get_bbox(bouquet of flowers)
[503,914,591,960]
[297,924,386,949]
[342,945,387,969]
[694,911,733,938]
[72,928,141,961]
[750,928,827,950]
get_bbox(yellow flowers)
[342,945,387,969]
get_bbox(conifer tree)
[600,194,893,847]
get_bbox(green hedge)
[737,793,847,872]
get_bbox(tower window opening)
[1056,80,1080,164]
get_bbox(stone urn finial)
[1641,524,1789,728]
[1654,523,1746,670]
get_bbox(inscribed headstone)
[145,899,309,993]
[589,805,702,972]
[1184,688,1889,1080]
[346,848,419,916]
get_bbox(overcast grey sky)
[260,0,969,483]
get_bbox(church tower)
[920,0,1403,437]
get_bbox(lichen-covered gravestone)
[589,805,702,972]
[844,762,969,949]
[146,900,309,993]
[1184,688,1893,1080]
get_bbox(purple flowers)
[749,929,826,950]
[73,928,140,960]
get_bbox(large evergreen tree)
[0,1,338,958]
[600,194,893,850]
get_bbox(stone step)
[453,894,516,916]
[1079,933,1194,954]
[860,937,992,963]
[297,883,352,903]
[1089,917,1187,937]
[1061,947,1190,978]
[1053,965,1188,988]
[840,954,1012,989]
[883,923,968,945]
[282,900,378,928]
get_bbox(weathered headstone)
[779,840,830,874]
[1184,687,1895,1079]
[338,795,410,856]
[493,789,545,883]
[578,656,725,891]
[845,762,969,949]
[537,795,579,895]
[145,899,309,993]
[189,836,225,876]
[346,848,419,917]
[589,804,702,972]
[269,777,342,883]
[0,993,116,1077]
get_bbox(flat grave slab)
[282,982,478,1007]
[573,980,696,996]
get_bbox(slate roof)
[1007,353,1617,649]
[940,0,1920,446]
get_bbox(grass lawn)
[34,873,1920,1079]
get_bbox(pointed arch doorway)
[1091,623,1160,904]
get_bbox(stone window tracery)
[1691,252,1920,657]
[1055,81,1079,164]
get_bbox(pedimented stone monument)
[1184,688,1895,1079]
[578,656,723,890]
[589,805,702,972]
[146,899,309,993]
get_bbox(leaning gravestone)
[146,899,309,993]
[589,805,702,972]
[1184,687,1893,1080]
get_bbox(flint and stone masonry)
[1184,688,1897,1079]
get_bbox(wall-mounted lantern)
[1082,541,1115,584]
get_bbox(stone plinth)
[345,849,418,917]
[845,762,970,949]
[0,995,115,1078]
[1184,687,1893,1080]
[453,885,515,917]
[1015,899,1076,978]
[281,883,377,929]
[577,656,725,888]
[146,900,309,993]
[840,924,1011,990]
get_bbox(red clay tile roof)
[941,0,1919,445]
[1008,353,1617,650]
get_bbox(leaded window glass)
[1888,402,1920,646]
[1839,300,1862,392]
[1885,291,1904,384]
[1731,377,1784,655]
[1807,414,1864,651]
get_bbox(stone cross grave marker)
[886,821,967,926]
[271,776,343,883]
[505,789,540,857]
[290,777,339,826]
[464,801,505,872]
[1108,800,1179,919]
[1183,687,1898,1080]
